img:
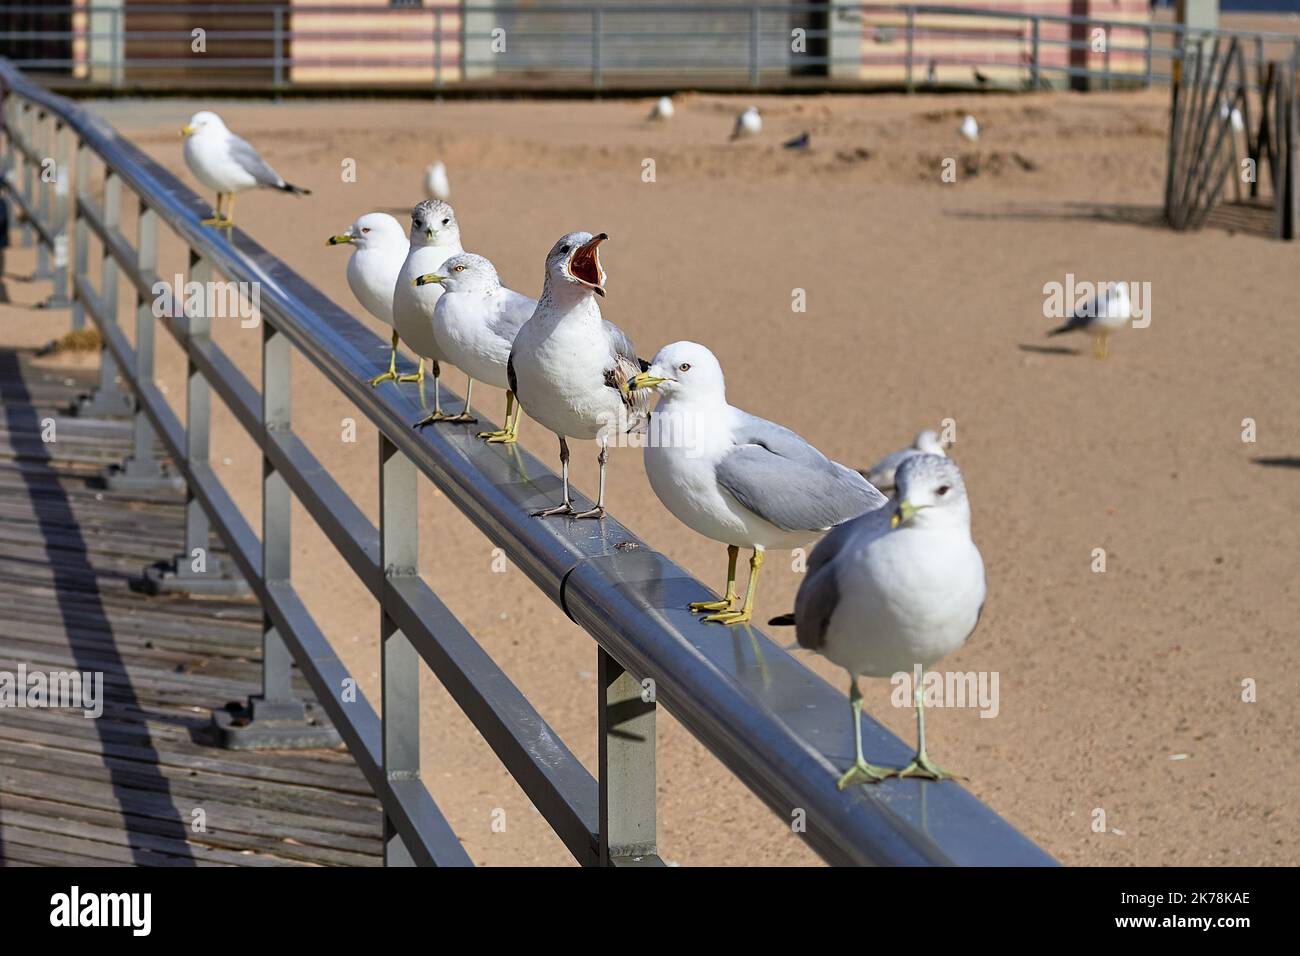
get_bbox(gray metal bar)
[592,8,603,90]
[129,200,157,464]
[185,252,215,569]
[748,3,759,88]
[380,431,420,867]
[19,102,33,248]
[599,648,660,866]
[1031,17,1040,90]
[261,316,296,703]
[33,109,53,279]
[905,7,914,93]
[5,61,1056,868]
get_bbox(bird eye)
[453,265,465,272]
[679,363,691,372]
[360,227,370,234]
[936,485,951,496]
[441,218,450,226]
[559,244,569,254]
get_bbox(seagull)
[770,455,986,787]
[392,199,473,420]
[959,114,979,142]
[508,232,652,519]
[416,253,536,442]
[424,161,451,201]
[862,430,948,496]
[1047,281,1132,359]
[649,96,675,120]
[633,342,887,625]
[731,106,762,140]
[327,212,410,387]
[1218,100,1245,132]
[181,110,310,228]
[783,132,811,150]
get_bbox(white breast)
[184,132,257,194]
[392,245,458,360]
[346,247,403,326]
[512,313,623,440]
[434,294,512,389]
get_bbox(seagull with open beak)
[507,232,652,519]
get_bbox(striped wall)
[287,0,462,85]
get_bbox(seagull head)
[414,253,499,294]
[631,341,725,401]
[410,199,460,247]
[891,455,969,530]
[914,430,947,456]
[545,231,607,298]
[327,212,405,250]
[181,110,225,138]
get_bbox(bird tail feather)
[279,182,312,196]
[768,613,796,627]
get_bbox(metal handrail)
[0,57,1055,866]
[1,3,1296,94]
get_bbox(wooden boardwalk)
[0,348,382,866]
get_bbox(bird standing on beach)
[959,114,980,142]
[424,161,451,201]
[862,429,948,496]
[1047,281,1132,359]
[327,212,409,387]
[393,199,474,421]
[649,96,675,121]
[731,106,762,140]
[771,455,986,787]
[508,232,652,519]
[181,111,310,228]
[417,253,536,443]
[633,342,887,625]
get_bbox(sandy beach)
[4,84,1297,866]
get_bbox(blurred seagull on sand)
[634,342,887,626]
[509,232,652,519]
[863,430,948,496]
[418,253,536,442]
[424,161,451,201]
[392,199,473,418]
[1047,281,1132,359]
[181,110,309,228]
[649,96,675,120]
[731,106,762,140]
[771,455,986,786]
[959,114,979,142]
[327,213,409,387]
[783,132,811,150]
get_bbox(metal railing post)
[19,102,34,248]
[1031,17,1041,90]
[1145,25,1154,89]
[380,433,420,866]
[74,168,133,418]
[33,109,54,279]
[1103,31,1111,91]
[70,138,88,330]
[111,5,123,89]
[592,8,603,91]
[273,7,285,94]
[905,7,915,93]
[48,119,71,307]
[104,200,180,492]
[434,10,443,89]
[598,648,658,866]
[749,4,760,88]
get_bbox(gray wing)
[715,413,889,533]
[228,135,286,188]
[485,289,537,345]
[790,505,891,648]
[602,321,652,430]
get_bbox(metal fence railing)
[0,57,1057,866]
[0,3,1297,93]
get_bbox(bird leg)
[533,435,577,517]
[889,677,964,781]
[837,678,892,788]
[369,330,401,387]
[691,545,740,612]
[478,390,520,443]
[224,192,236,228]
[1092,333,1110,360]
[702,548,764,625]
[200,192,230,227]
[571,441,608,519]
[412,362,462,430]
[400,356,429,386]
[446,375,478,424]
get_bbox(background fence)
[0,2,1297,94]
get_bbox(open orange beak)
[568,233,608,297]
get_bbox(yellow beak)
[180,125,196,137]
[414,273,444,287]
[891,499,921,529]
[326,234,353,246]
[628,372,667,391]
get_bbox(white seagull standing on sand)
[417,253,536,442]
[959,114,980,142]
[633,342,887,626]
[327,212,410,387]
[1046,281,1132,359]
[649,96,675,120]
[731,106,762,139]
[181,110,310,228]
[392,199,473,420]
[771,455,986,787]
[863,429,948,496]
[424,161,451,201]
[508,232,652,519]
